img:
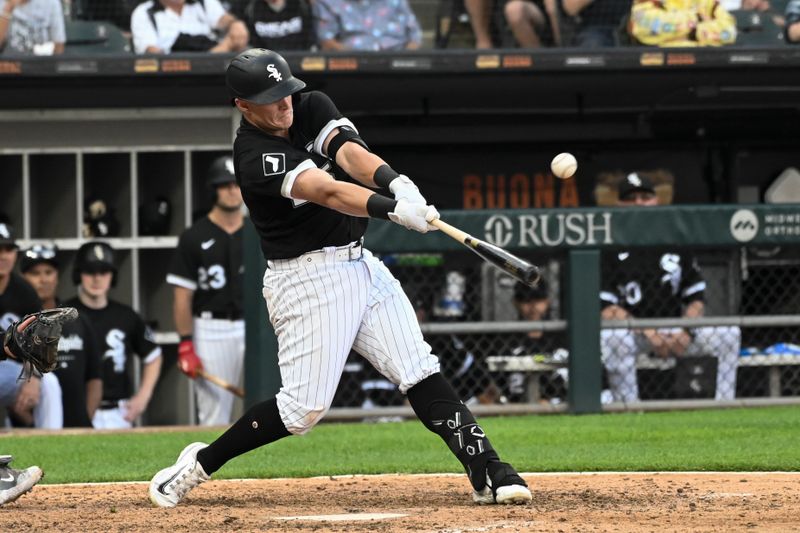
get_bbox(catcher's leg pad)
[428,400,500,491]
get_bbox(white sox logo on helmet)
[266,64,282,82]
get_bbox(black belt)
[100,400,122,409]
[196,311,243,320]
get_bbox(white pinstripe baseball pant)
[263,245,440,435]
[193,317,245,426]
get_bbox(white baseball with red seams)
[550,152,578,179]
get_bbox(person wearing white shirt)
[131,0,248,54]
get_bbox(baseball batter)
[168,155,245,426]
[66,241,163,429]
[149,48,531,508]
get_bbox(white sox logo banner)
[262,153,286,176]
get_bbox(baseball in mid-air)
[550,152,578,179]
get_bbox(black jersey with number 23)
[168,217,243,317]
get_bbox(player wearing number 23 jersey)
[167,155,245,426]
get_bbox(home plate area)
[275,512,409,522]
[1,472,798,532]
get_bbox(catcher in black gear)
[2,307,78,378]
[0,307,77,506]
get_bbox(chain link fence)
[330,246,800,412]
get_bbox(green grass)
[2,406,799,484]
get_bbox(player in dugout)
[168,155,245,426]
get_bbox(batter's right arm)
[291,167,439,233]
[327,132,428,205]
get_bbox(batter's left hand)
[389,175,427,205]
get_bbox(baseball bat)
[196,368,245,398]
[430,218,541,287]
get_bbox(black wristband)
[373,164,399,189]
[180,334,193,343]
[366,193,398,220]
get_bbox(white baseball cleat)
[472,461,532,505]
[0,455,43,506]
[149,442,210,508]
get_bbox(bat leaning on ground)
[430,218,541,288]
[197,368,245,398]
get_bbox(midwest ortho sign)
[483,213,614,247]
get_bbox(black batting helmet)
[73,241,117,286]
[207,155,236,189]
[20,242,60,273]
[226,48,306,105]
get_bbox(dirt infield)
[2,472,799,532]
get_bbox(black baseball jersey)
[233,0,315,50]
[600,250,706,318]
[168,217,244,318]
[54,313,102,427]
[233,90,368,259]
[66,298,161,403]
[0,273,41,330]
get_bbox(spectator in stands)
[786,0,800,42]
[599,173,740,403]
[629,0,737,46]
[562,0,632,46]
[233,0,315,50]
[21,244,102,428]
[497,280,568,404]
[0,0,66,55]
[312,0,422,51]
[130,0,249,54]
[463,0,495,48]
[0,224,63,429]
[504,0,559,47]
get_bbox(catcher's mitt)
[3,307,78,377]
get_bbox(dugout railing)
[244,204,800,416]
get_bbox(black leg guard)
[408,373,499,491]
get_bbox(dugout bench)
[487,353,800,403]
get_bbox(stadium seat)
[63,20,132,55]
[731,9,785,45]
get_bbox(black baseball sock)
[196,397,291,475]
[407,373,500,491]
